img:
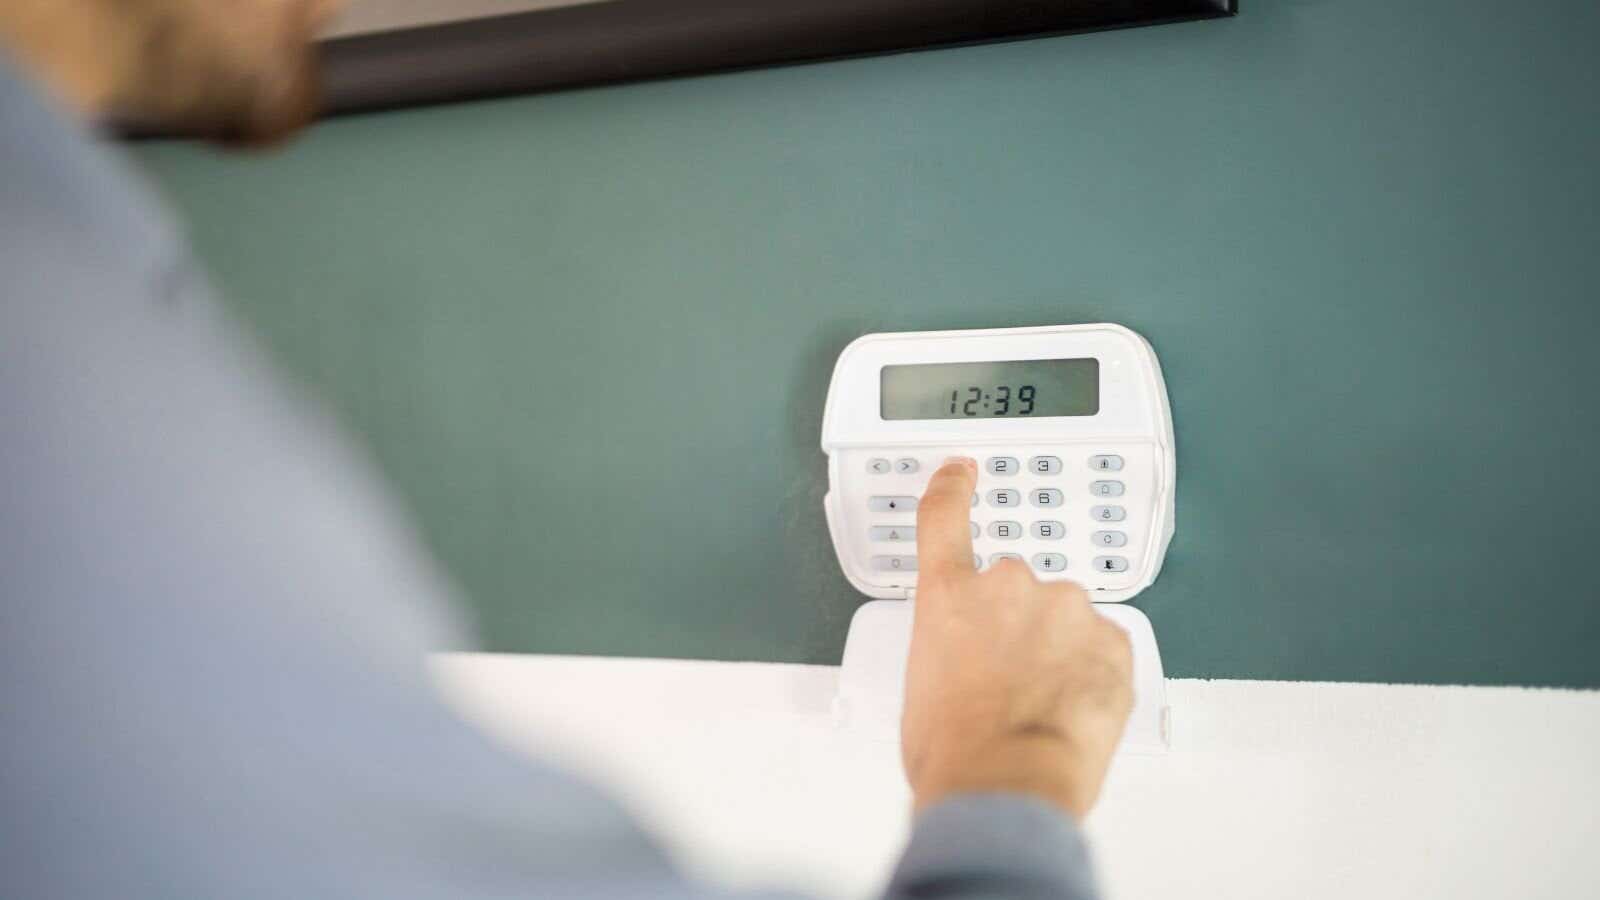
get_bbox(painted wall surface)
[134,0,1600,686]
[430,654,1600,900]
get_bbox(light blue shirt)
[0,57,1098,900]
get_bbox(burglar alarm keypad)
[854,444,1153,590]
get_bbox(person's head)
[0,0,340,144]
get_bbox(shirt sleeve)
[885,794,1101,900]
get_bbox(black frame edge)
[316,0,1237,119]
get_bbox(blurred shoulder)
[0,52,185,289]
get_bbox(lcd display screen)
[879,358,1099,420]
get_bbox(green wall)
[136,0,1600,687]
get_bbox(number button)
[988,521,1023,540]
[1090,505,1125,522]
[988,553,1024,566]
[1090,480,1124,497]
[987,488,1021,508]
[1092,530,1128,547]
[1030,488,1063,508]
[1029,455,1063,475]
[869,496,918,512]
[869,526,915,543]
[1032,553,1068,573]
[1031,520,1065,540]
[1088,454,1124,472]
[895,458,920,474]
[1093,556,1129,573]
[867,458,891,474]
[970,522,980,539]
[871,555,918,572]
[986,457,1020,476]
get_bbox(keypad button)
[988,521,1023,540]
[988,553,1024,566]
[1093,556,1129,573]
[1092,530,1128,547]
[970,522,980,539]
[971,493,979,508]
[869,526,916,543]
[1032,553,1068,573]
[1090,480,1125,497]
[894,457,920,474]
[870,555,918,572]
[1032,520,1065,540]
[1088,454,1124,472]
[1030,488,1064,508]
[1029,455,1063,475]
[987,488,1021,508]
[986,456,1020,476]
[1090,505,1126,522]
[973,554,983,569]
[869,496,918,513]
[867,458,891,474]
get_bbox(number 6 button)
[1030,488,1063,508]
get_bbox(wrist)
[911,732,1097,819]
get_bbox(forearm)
[884,794,1100,900]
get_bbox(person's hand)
[901,457,1135,819]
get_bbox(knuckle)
[1048,579,1090,606]
[1096,623,1135,671]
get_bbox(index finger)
[916,457,978,579]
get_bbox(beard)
[111,0,327,146]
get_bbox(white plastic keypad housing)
[822,324,1176,752]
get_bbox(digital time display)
[879,358,1099,420]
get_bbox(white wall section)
[431,653,1600,900]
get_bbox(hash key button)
[1032,553,1068,573]
[869,496,918,512]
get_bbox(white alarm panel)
[822,323,1175,603]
